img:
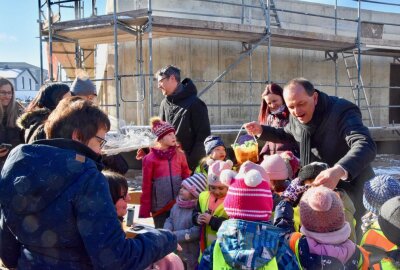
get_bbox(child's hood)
[217,219,286,268]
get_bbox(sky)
[0,0,399,68]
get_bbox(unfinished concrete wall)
[100,0,399,127]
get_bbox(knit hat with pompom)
[207,159,233,186]
[150,117,175,141]
[300,186,345,233]
[221,161,273,221]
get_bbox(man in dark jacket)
[157,65,211,171]
[0,97,177,269]
[245,78,376,238]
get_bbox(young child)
[199,160,299,269]
[139,117,191,228]
[260,151,300,193]
[376,196,400,267]
[104,170,131,223]
[192,160,233,259]
[296,162,357,242]
[275,186,370,269]
[195,135,226,175]
[163,173,208,270]
[360,174,400,269]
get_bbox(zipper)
[168,159,174,200]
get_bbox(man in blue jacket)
[245,78,376,238]
[0,97,177,269]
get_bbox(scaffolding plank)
[47,14,400,56]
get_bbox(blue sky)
[0,0,399,68]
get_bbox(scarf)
[176,195,197,209]
[298,90,327,166]
[152,146,177,160]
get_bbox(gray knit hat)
[70,76,97,96]
[363,175,400,215]
[181,173,207,198]
[378,196,400,245]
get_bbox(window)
[29,78,32,90]
[22,77,25,89]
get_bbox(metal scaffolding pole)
[38,0,44,85]
[357,0,362,108]
[47,0,54,81]
[148,0,154,117]
[113,0,121,129]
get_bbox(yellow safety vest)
[360,222,398,270]
[213,240,278,270]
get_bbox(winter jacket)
[159,78,211,171]
[259,110,299,160]
[199,219,299,270]
[0,139,177,270]
[164,203,200,270]
[259,91,376,224]
[16,108,49,144]
[139,148,191,218]
[274,200,369,270]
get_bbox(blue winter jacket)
[0,139,177,269]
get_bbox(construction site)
[38,0,400,154]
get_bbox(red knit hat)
[150,117,175,141]
[221,162,273,222]
[300,186,345,233]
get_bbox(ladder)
[341,51,374,126]
[260,0,281,28]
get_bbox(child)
[164,173,207,270]
[195,135,226,175]
[376,196,400,267]
[104,170,131,223]
[275,186,370,269]
[192,160,232,258]
[200,160,299,269]
[260,151,300,193]
[139,117,191,228]
[297,162,357,242]
[360,175,400,269]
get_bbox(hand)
[0,148,9,158]
[281,178,310,205]
[244,121,262,136]
[312,166,343,190]
[177,244,182,251]
[197,213,212,225]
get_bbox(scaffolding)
[38,0,400,128]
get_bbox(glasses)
[0,91,13,97]
[158,76,169,84]
[95,135,107,148]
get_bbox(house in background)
[0,62,47,102]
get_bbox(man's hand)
[244,122,262,136]
[0,148,9,158]
[312,166,344,189]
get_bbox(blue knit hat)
[363,175,400,215]
[204,135,225,155]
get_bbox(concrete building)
[41,0,400,127]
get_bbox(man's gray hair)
[156,65,181,82]
[285,78,315,96]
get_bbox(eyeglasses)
[158,76,169,84]
[0,91,13,97]
[95,135,107,148]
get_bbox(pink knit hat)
[300,186,345,233]
[237,160,270,183]
[207,159,233,186]
[221,161,273,221]
[150,117,175,141]
[260,151,299,180]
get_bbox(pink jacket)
[139,148,191,218]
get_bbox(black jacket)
[17,108,49,144]
[259,91,376,220]
[159,78,211,171]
